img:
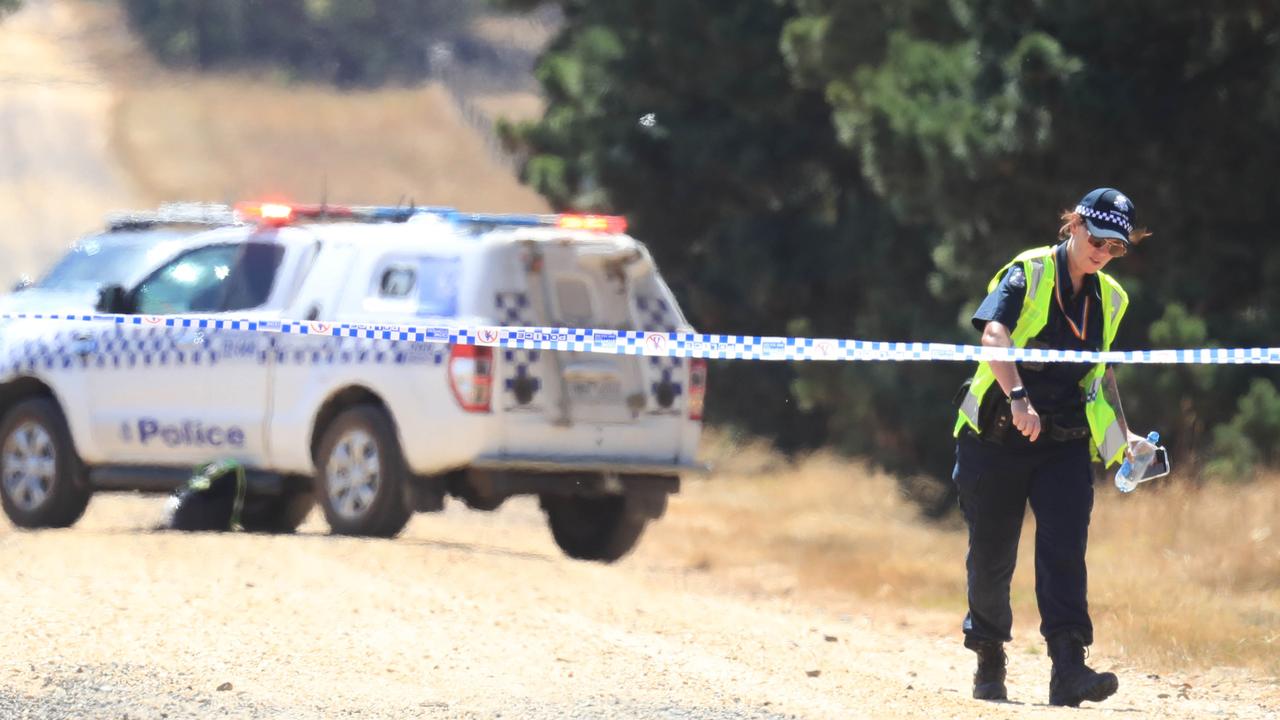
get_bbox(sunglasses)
[1086,234,1129,258]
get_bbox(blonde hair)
[1059,209,1152,246]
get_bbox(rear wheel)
[313,405,411,537]
[0,398,91,528]
[540,494,648,563]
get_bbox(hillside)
[0,4,1277,716]
[0,0,549,285]
[0,0,138,284]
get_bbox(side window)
[379,265,416,298]
[222,242,285,311]
[415,257,459,317]
[134,243,283,315]
[364,256,458,317]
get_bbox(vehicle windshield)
[36,230,186,291]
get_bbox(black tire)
[240,490,315,534]
[313,405,411,537]
[540,494,648,563]
[0,397,91,528]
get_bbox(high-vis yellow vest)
[953,246,1130,467]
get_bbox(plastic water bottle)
[1115,431,1160,493]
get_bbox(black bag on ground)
[165,460,246,532]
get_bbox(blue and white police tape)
[2,311,1279,365]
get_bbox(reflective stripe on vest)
[1098,420,1128,467]
[1026,259,1046,304]
[954,246,1130,467]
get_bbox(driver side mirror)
[95,284,132,314]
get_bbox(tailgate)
[498,241,690,462]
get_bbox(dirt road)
[1,2,1275,717]
[0,0,137,286]
[2,493,1275,719]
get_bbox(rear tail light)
[448,344,493,413]
[688,358,707,421]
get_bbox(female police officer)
[951,187,1151,706]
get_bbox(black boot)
[965,637,1007,701]
[1047,635,1118,707]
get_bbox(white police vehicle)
[1,203,240,313]
[0,203,705,561]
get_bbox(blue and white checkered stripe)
[637,295,683,405]
[494,291,543,404]
[4,312,1280,365]
[1076,204,1133,234]
[0,316,447,374]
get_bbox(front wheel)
[0,398,91,528]
[540,494,648,563]
[313,405,411,537]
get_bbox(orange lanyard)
[1054,277,1089,342]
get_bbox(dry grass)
[62,0,548,213]
[659,432,1280,676]
[472,92,546,123]
[108,78,549,212]
[46,0,1277,677]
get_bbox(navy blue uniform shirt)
[971,242,1103,415]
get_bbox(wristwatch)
[1009,385,1028,402]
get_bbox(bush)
[1206,379,1280,483]
[120,0,475,85]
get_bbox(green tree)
[120,0,472,85]
[497,1,1280,484]
[1206,378,1280,481]
[0,0,20,18]
[782,1,1280,477]
[496,2,953,459]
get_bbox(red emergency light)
[556,214,627,234]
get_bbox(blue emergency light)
[235,202,454,225]
[232,202,626,233]
[442,212,627,234]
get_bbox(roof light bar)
[105,202,240,231]
[558,214,627,233]
[234,202,455,226]
[259,203,294,221]
[445,212,628,234]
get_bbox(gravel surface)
[2,494,1277,719]
[2,2,1277,717]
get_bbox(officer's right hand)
[1011,398,1041,441]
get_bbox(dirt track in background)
[0,0,549,290]
[0,0,138,285]
[1,1,1277,717]
[2,492,1276,719]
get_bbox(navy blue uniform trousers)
[952,432,1095,646]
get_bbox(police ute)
[0,202,706,562]
[1,202,239,314]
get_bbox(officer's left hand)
[1124,431,1149,461]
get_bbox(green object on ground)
[188,459,247,531]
